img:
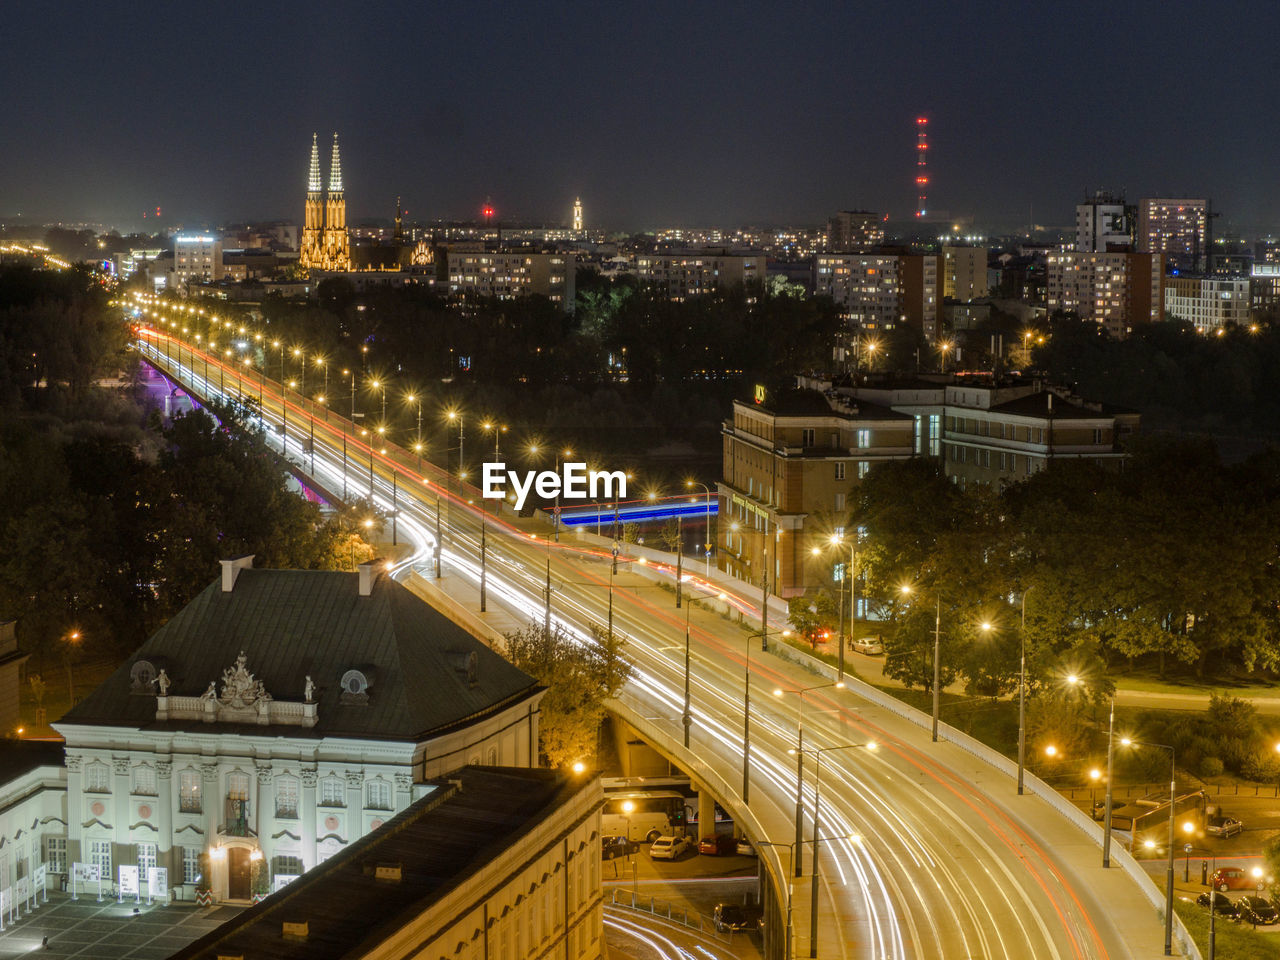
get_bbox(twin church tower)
[300,132,350,271]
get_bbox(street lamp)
[370,378,387,421]
[1017,587,1034,795]
[806,742,877,958]
[406,394,423,457]
[446,409,464,487]
[685,479,712,575]
[742,626,792,805]
[1118,737,1177,956]
[773,680,845,876]
[899,584,945,741]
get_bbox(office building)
[1164,276,1250,332]
[1137,198,1211,272]
[826,210,885,252]
[170,767,604,960]
[52,557,545,904]
[1252,262,1280,314]
[634,250,765,300]
[717,388,915,597]
[1076,192,1131,252]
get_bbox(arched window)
[276,777,299,819]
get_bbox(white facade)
[1164,276,1251,332]
[634,252,765,301]
[1076,197,1130,252]
[445,250,575,311]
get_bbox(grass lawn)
[1113,671,1280,699]
[1175,898,1280,959]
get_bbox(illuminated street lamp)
[773,680,845,876]
[1117,737,1177,955]
[685,479,713,575]
[899,584,945,741]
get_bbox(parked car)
[698,833,738,855]
[713,903,763,933]
[601,836,638,860]
[649,835,696,860]
[1196,891,1240,920]
[1213,867,1253,891]
[736,837,756,857]
[1206,815,1244,838]
[1237,896,1279,924]
[851,636,884,655]
[1090,798,1122,821]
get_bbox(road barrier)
[606,890,734,944]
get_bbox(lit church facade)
[50,558,545,903]
[300,132,351,272]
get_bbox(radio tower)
[915,116,929,218]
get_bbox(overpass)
[129,306,1198,959]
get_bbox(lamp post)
[899,584,945,741]
[682,599,693,748]
[773,681,844,876]
[1017,587,1033,794]
[755,841,797,960]
[1103,691,1116,868]
[310,394,325,473]
[742,626,791,806]
[370,378,387,422]
[446,409,464,488]
[284,380,297,455]
[292,347,304,398]
[407,394,423,459]
[554,447,572,542]
[808,742,877,958]
[685,480,713,575]
[1120,737,1177,955]
[63,630,82,706]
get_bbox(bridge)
[131,310,1198,959]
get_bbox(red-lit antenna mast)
[915,116,929,218]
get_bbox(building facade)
[1046,250,1164,335]
[52,558,545,904]
[942,245,989,301]
[634,251,765,301]
[1076,192,1131,252]
[171,767,604,960]
[172,236,223,291]
[442,246,576,311]
[825,210,884,252]
[1137,198,1211,272]
[1164,275,1250,332]
[717,388,916,596]
[813,254,903,332]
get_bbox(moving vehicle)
[713,903,763,933]
[1196,891,1239,920]
[698,833,737,855]
[649,835,695,860]
[851,636,884,655]
[1213,867,1253,892]
[736,837,756,857]
[1206,815,1244,838]
[601,836,637,860]
[1237,896,1278,924]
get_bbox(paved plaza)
[0,893,242,959]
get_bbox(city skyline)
[3,1,1278,233]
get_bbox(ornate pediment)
[218,651,272,708]
[155,651,316,728]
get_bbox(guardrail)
[605,889,734,944]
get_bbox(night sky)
[3,1,1277,234]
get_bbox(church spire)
[328,132,343,193]
[307,132,322,194]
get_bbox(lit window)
[182,846,200,883]
[89,839,112,878]
[44,837,66,874]
[179,770,201,813]
[136,842,157,874]
[276,777,299,819]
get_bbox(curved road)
[130,304,1187,959]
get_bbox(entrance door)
[227,848,251,900]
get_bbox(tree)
[503,622,633,769]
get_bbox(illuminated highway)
[129,301,1193,959]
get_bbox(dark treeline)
[799,437,1280,696]
[0,266,371,665]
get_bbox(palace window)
[320,778,344,807]
[85,762,110,794]
[276,777,299,819]
[132,764,156,796]
[136,842,157,875]
[44,837,66,874]
[178,770,201,813]
[88,839,112,878]
[182,846,201,883]
[366,780,392,811]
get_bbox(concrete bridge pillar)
[697,790,716,841]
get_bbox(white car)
[852,636,884,655]
[649,835,695,860]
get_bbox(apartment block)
[1137,198,1211,272]
[1164,275,1250,332]
[826,210,885,252]
[172,235,223,290]
[1076,193,1131,252]
[1047,251,1164,335]
[942,245,989,301]
[634,250,765,301]
[442,245,575,311]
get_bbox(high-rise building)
[442,245,576,312]
[813,254,903,331]
[300,132,350,272]
[572,197,584,233]
[1137,198,1211,272]
[899,254,941,341]
[826,211,884,252]
[634,250,765,301]
[1076,192,1131,252]
[941,245,989,301]
[173,235,223,289]
[1164,276,1250,332]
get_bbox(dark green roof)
[168,767,590,960]
[60,569,539,742]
